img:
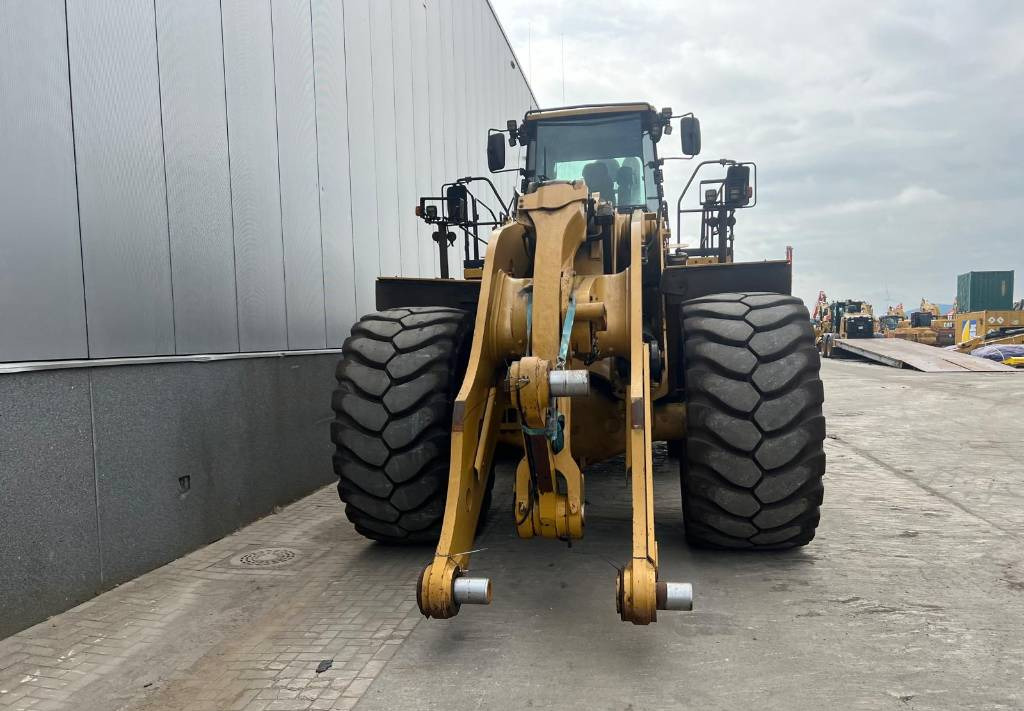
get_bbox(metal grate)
[230,548,299,568]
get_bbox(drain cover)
[230,548,299,568]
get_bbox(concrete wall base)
[0,353,338,637]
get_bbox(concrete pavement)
[1,359,1021,710]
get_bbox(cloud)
[491,0,1024,308]
[807,185,946,217]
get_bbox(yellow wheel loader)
[330,103,826,624]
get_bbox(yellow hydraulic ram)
[416,182,692,623]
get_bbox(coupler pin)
[453,577,492,606]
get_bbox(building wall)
[0,0,535,362]
[0,354,338,638]
[0,0,534,636]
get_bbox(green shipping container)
[956,271,1014,312]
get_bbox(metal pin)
[656,581,694,611]
[548,369,590,397]
[453,577,492,605]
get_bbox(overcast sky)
[491,0,1023,311]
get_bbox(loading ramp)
[833,337,1017,372]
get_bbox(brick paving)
[0,488,425,711]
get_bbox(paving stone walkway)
[0,489,423,711]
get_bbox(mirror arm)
[458,176,511,222]
[674,159,737,241]
[461,186,499,223]
[745,162,758,209]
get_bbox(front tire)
[330,307,482,544]
[680,293,826,549]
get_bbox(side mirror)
[724,165,751,208]
[679,115,701,156]
[446,184,468,223]
[487,132,506,172]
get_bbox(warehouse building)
[0,0,535,636]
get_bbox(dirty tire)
[330,307,485,544]
[680,292,825,549]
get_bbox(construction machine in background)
[919,299,941,320]
[828,299,874,339]
[330,102,825,624]
[920,299,955,346]
[877,304,904,335]
[811,290,829,340]
[947,291,1024,362]
[891,299,935,345]
[817,299,873,357]
[953,310,1024,346]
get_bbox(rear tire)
[330,306,487,544]
[680,292,825,549]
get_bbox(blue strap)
[520,288,574,450]
[557,294,576,367]
[522,415,564,453]
[525,289,533,354]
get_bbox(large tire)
[680,292,825,549]
[330,306,482,544]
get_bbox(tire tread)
[681,292,826,549]
[330,307,481,544]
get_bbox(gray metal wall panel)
[67,0,175,357]
[408,0,437,278]
[424,0,445,279]
[500,28,516,198]
[465,5,478,175]
[369,1,402,278]
[311,0,357,345]
[342,0,379,316]
[491,20,507,199]
[471,0,485,180]
[438,0,459,272]
[390,0,421,279]
[155,0,239,354]
[480,5,501,223]
[221,0,288,351]
[271,0,327,349]
[0,0,87,361]
[1,0,534,363]
[451,5,469,179]
[500,27,513,197]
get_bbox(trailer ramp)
[834,337,1017,372]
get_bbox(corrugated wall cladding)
[0,0,534,362]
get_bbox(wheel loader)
[330,102,826,624]
[831,299,875,339]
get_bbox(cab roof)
[524,102,656,122]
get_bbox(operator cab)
[520,104,667,213]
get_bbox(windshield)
[525,112,659,212]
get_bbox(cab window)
[526,112,657,211]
